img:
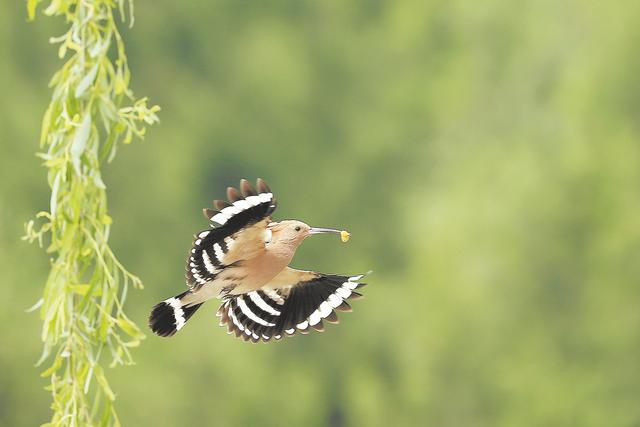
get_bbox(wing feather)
[186,179,277,290]
[217,269,368,342]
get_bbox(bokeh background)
[2,1,640,426]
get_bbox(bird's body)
[181,236,291,304]
[149,178,367,342]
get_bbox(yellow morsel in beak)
[340,230,351,243]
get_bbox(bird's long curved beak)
[309,227,342,235]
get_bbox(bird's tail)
[149,291,203,337]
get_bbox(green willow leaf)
[70,113,91,175]
[75,64,99,98]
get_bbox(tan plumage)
[149,178,368,342]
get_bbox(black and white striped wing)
[186,178,277,290]
[217,272,367,343]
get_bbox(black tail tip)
[149,300,181,337]
[149,294,203,338]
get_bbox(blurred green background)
[2,1,640,426]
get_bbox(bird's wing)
[186,178,277,290]
[216,268,368,343]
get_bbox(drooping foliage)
[24,1,159,425]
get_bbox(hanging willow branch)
[24,0,159,425]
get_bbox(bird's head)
[268,220,346,251]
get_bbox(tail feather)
[149,291,203,337]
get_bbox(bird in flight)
[149,178,367,342]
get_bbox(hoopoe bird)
[149,178,367,342]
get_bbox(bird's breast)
[225,250,290,294]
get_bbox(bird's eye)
[295,226,301,232]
